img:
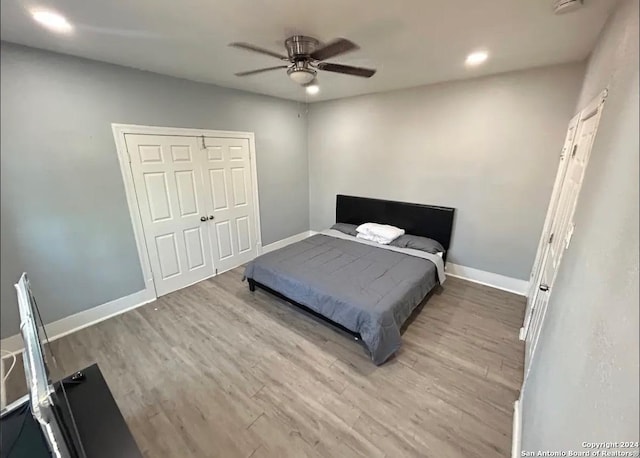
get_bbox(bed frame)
[334,194,455,263]
[247,194,456,342]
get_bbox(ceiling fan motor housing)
[285,35,320,59]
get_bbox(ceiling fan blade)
[317,62,376,78]
[234,66,288,77]
[229,42,288,60]
[310,38,359,61]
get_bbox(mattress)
[244,231,444,365]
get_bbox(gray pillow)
[389,234,445,254]
[330,223,358,236]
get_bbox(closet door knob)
[200,216,207,222]
[208,215,215,220]
[539,284,549,292]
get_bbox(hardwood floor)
[3,268,525,458]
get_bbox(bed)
[244,195,456,365]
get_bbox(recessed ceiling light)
[31,10,73,34]
[305,83,319,95]
[465,50,489,67]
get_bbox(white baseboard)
[0,288,156,355]
[445,263,529,296]
[260,230,315,255]
[0,235,526,354]
[0,334,23,356]
[0,231,316,356]
[263,234,529,296]
[512,399,522,458]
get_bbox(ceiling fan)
[229,36,376,88]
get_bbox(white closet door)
[202,137,257,273]
[524,94,605,371]
[125,134,214,296]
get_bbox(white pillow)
[356,223,405,243]
[356,232,396,245]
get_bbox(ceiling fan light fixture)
[305,82,320,95]
[465,50,489,67]
[31,10,73,33]
[287,67,316,85]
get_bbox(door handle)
[208,215,214,220]
[539,284,549,292]
[200,216,207,222]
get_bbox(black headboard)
[335,195,456,259]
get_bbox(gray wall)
[0,42,309,338]
[308,63,585,280]
[522,0,639,452]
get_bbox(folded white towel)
[356,222,405,243]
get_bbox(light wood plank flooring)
[3,268,525,457]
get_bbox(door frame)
[111,123,262,298]
[521,89,607,375]
[513,89,608,458]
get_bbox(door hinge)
[215,268,218,275]
[571,144,578,157]
[201,135,206,150]
[548,232,554,244]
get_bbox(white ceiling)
[1,0,616,102]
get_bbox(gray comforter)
[244,232,442,365]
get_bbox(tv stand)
[1,363,142,457]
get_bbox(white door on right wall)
[202,137,258,274]
[524,91,607,372]
[524,113,580,331]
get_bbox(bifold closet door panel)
[125,134,215,296]
[202,137,258,273]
